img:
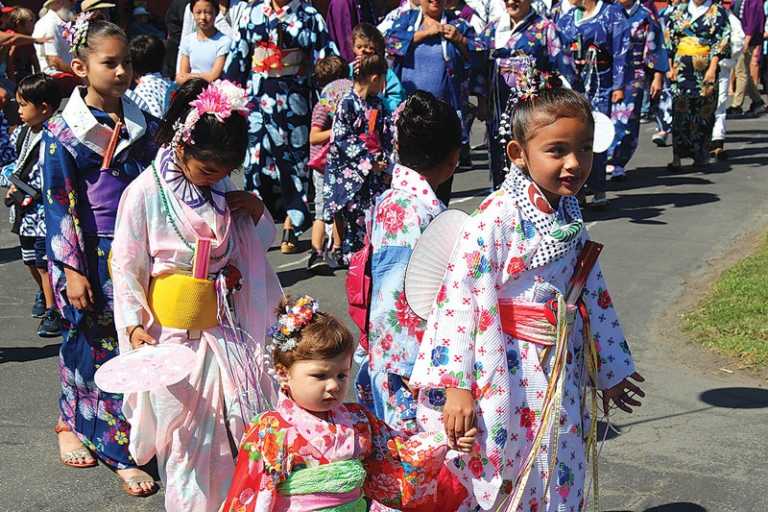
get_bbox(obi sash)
[275,459,367,512]
[252,44,304,77]
[498,299,577,346]
[676,36,710,58]
[148,273,219,331]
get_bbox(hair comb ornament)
[267,295,320,355]
[63,12,95,55]
[171,79,251,148]
[498,66,563,149]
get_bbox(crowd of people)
[0,0,764,510]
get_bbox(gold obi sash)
[252,44,304,77]
[677,36,710,58]
[149,274,219,330]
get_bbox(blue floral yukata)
[43,88,159,469]
[323,90,392,256]
[664,1,730,163]
[557,1,630,195]
[0,112,16,169]
[652,3,675,137]
[355,164,445,435]
[607,2,668,177]
[482,10,578,188]
[224,0,338,229]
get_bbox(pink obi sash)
[498,299,577,347]
[274,489,363,511]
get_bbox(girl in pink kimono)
[111,79,282,511]
[222,295,477,512]
[409,80,646,511]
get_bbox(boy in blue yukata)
[355,91,462,434]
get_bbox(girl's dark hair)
[191,0,220,15]
[272,297,355,369]
[313,55,348,89]
[351,22,386,56]
[354,53,387,80]
[510,87,593,144]
[397,90,462,171]
[75,20,127,60]
[157,78,249,169]
[129,35,165,76]
[17,73,62,111]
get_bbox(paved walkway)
[1,118,766,511]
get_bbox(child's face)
[16,93,52,128]
[353,37,377,59]
[72,35,133,98]
[193,1,216,32]
[177,148,234,187]
[507,115,594,206]
[278,351,353,413]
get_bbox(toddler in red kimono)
[222,295,477,512]
[409,76,646,511]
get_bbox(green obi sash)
[277,459,367,512]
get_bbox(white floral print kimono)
[410,167,636,511]
[111,147,282,512]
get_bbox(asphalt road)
[1,117,767,512]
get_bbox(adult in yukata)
[384,0,477,205]
[223,0,338,254]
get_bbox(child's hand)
[5,185,16,200]
[601,372,645,414]
[443,387,475,449]
[611,89,624,104]
[64,268,94,310]
[455,427,478,453]
[226,191,265,223]
[129,326,157,349]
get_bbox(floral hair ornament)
[267,295,320,354]
[63,11,95,55]
[171,79,251,148]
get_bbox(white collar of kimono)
[500,164,584,270]
[391,164,444,216]
[494,10,536,49]
[415,8,449,62]
[687,0,712,20]
[576,0,604,25]
[61,87,147,159]
[262,0,301,17]
[276,393,359,459]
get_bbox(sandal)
[121,474,159,498]
[55,420,97,468]
[280,228,298,254]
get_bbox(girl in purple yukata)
[606,0,668,180]
[355,91,463,435]
[323,53,393,257]
[409,79,645,511]
[43,16,160,497]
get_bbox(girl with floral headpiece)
[222,294,477,512]
[110,78,283,511]
[408,84,644,511]
[43,15,160,498]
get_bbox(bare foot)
[116,467,158,496]
[57,429,96,466]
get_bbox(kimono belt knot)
[275,459,367,511]
[149,273,219,330]
[498,299,576,347]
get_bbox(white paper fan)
[592,111,616,154]
[405,209,470,319]
[95,344,196,394]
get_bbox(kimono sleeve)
[308,8,340,61]
[385,10,418,60]
[544,19,579,89]
[111,179,152,332]
[611,8,632,91]
[330,97,370,173]
[42,130,87,275]
[357,405,450,510]
[223,6,255,86]
[708,7,731,61]
[580,257,636,390]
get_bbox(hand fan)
[319,79,353,115]
[404,209,470,319]
[592,111,616,154]
[95,344,196,394]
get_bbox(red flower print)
[478,196,494,212]
[440,373,460,387]
[378,203,407,235]
[478,309,494,333]
[597,289,612,309]
[506,256,526,276]
[436,284,447,306]
[468,457,484,478]
[395,291,422,336]
[520,407,536,428]
[381,333,393,351]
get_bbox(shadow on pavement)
[699,387,768,409]
[0,245,20,264]
[606,503,707,511]
[596,419,622,441]
[586,192,720,224]
[0,342,61,363]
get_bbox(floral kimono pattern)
[607,3,668,174]
[223,0,338,229]
[557,2,630,193]
[664,1,730,162]
[323,90,392,255]
[0,110,17,168]
[43,88,159,469]
[482,11,578,188]
[111,147,281,511]
[355,164,445,434]
[222,394,453,512]
[410,167,636,511]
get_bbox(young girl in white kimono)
[111,79,282,511]
[409,77,646,511]
[222,295,477,512]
